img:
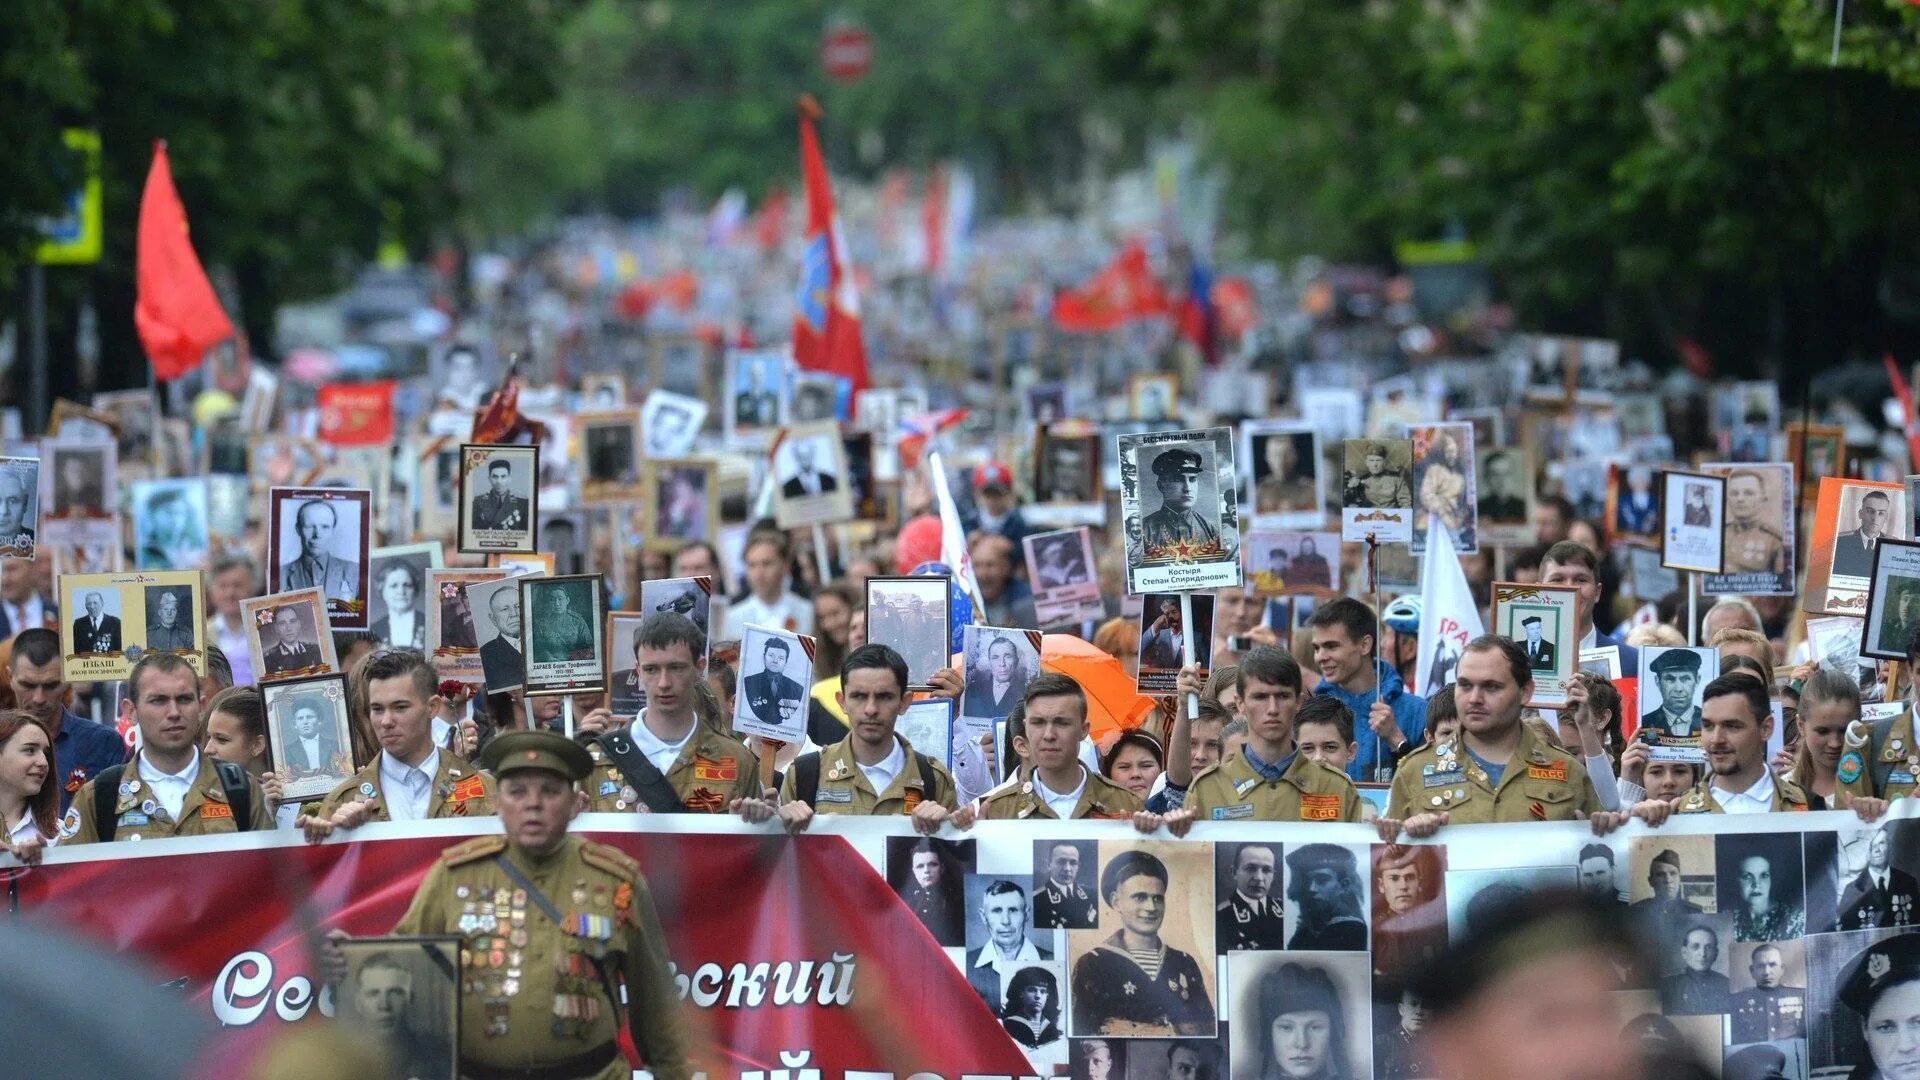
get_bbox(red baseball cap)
[972,462,1013,492]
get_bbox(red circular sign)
[821,26,871,84]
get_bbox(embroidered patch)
[1526,763,1568,783]
[902,788,924,813]
[816,787,855,804]
[451,774,487,802]
[1837,751,1865,785]
[1211,804,1255,821]
[200,803,234,820]
[1299,793,1342,821]
[58,807,79,839]
[693,755,738,783]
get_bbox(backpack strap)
[792,751,822,809]
[592,730,687,813]
[1868,713,1898,792]
[213,760,254,831]
[914,750,936,796]
[93,764,126,842]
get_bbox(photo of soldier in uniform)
[1716,834,1808,943]
[726,348,789,443]
[1245,423,1321,526]
[69,588,123,656]
[1517,614,1556,673]
[131,478,209,571]
[1833,487,1896,581]
[1035,429,1100,507]
[269,488,372,627]
[641,390,707,458]
[577,411,641,503]
[1834,822,1920,931]
[1410,422,1477,555]
[1703,463,1794,597]
[1608,463,1660,541]
[1476,446,1533,545]
[243,590,335,682]
[731,625,815,743]
[334,937,460,1080]
[961,626,1039,722]
[1032,839,1100,930]
[1227,952,1372,1080]
[1283,844,1369,951]
[1629,838,1717,966]
[0,457,40,558]
[47,441,111,519]
[1120,427,1241,595]
[456,444,538,555]
[1864,540,1920,661]
[1215,842,1286,952]
[1371,844,1448,980]
[886,835,973,948]
[142,584,197,654]
[1339,438,1413,544]
[866,575,951,691]
[1656,915,1736,1016]
[649,461,715,544]
[1025,527,1105,627]
[1069,845,1216,1038]
[520,575,604,695]
[1727,940,1809,1044]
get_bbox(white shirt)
[1033,765,1088,820]
[630,711,697,775]
[385,609,418,647]
[857,738,906,795]
[1710,770,1776,814]
[1579,626,1598,652]
[7,811,45,847]
[379,748,441,821]
[731,592,814,635]
[137,749,200,821]
[974,934,1044,971]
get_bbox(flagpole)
[1686,571,1698,647]
[1178,591,1199,721]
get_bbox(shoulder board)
[580,839,642,878]
[1776,777,1809,809]
[439,834,508,867]
[1188,763,1225,789]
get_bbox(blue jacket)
[1313,659,1427,782]
[1593,628,1640,675]
[53,710,129,813]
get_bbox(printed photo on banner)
[960,625,1041,722]
[641,390,707,459]
[731,624,816,744]
[579,373,626,410]
[1607,463,1660,544]
[1491,581,1578,708]
[0,455,40,558]
[1241,420,1322,529]
[1660,470,1726,574]
[575,410,641,505]
[866,575,950,691]
[1409,421,1477,555]
[1806,477,1908,617]
[456,443,538,555]
[1228,950,1373,1080]
[725,347,790,446]
[263,673,355,802]
[1861,538,1920,660]
[1802,817,1919,935]
[466,573,533,694]
[1712,832,1807,944]
[241,588,337,683]
[1136,593,1214,696]
[424,567,505,685]
[1022,527,1104,627]
[646,459,718,548]
[770,422,853,529]
[790,371,850,424]
[1637,646,1718,763]
[1211,841,1288,952]
[333,935,460,1080]
[1068,840,1216,1038]
[1370,843,1449,975]
[1245,530,1338,597]
[131,477,210,571]
[895,699,953,769]
[886,836,975,948]
[959,872,1063,1041]
[1128,372,1178,422]
[1475,444,1534,546]
[1340,438,1413,544]
[1030,423,1104,527]
[43,439,113,520]
[1701,463,1794,597]
[57,569,205,682]
[1120,427,1241,595]
[519,574,605,696]
[268,487,372,628]
[1785,421,1846,499]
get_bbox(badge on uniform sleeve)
[58,807,79,839]
[1837,751,1865,785]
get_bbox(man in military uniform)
[344,951,447,1077]
[1641,648,1704,739]
[324,729,691,1080]
[1658,924,1731,1015]
[71,590,121,655]
[1838,823,1919,929]
[1254,431,1317,514]
[1722,471,1786,578]
[1353,442,1412,509]
[1033,841,1099,929]
[1672,675,1810,814]
[740,636,805,728]
[583,613,758,814]
[900,840,963,946]
[1630,848,1705,961]
[1519,615,1555,672]
[299,651,495,842]
[1286,843,1369,950]
[263,605,323,675]
[145,589,195,653]
[471,458,529,531]
[532,585,594,664]
[970,672,1149,824]
[1729,943,1806,1042]
[1214,842,1286,951]
[1476,450,1526,522]
[1139,447,1220,555]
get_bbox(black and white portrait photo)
[640,576,713,644]
[269,488,372,628]
[1283,844,1370,951]
[434,342,492,413]
[1120,427,1241,595]
[142,583,198,655]
[650,461,715,544]
[726,348,790,443]
[47,441,112,520]
[242,589,337,683]
[0,456,38,559]
[1069,843,1216,1038]
[520,575,605,695]
[1035,429,1100,508]
[264,675,354,799]
[1806,928,1920,1080]
[771,422,853,529]
[606,612,649,718]
[1446,865,1576,949]
[1371,844,1448,980]
[1023,527,1105,627]
[1339,438,1414,544]
[1244,422,1321,527]
[1216,841,1287,953]
[1227,952,1372,1080]
[730,625,815,743]
[1476,446,1533,544]
[961,625,1039,722]
[1716,833,1807,943]
[1032,839,1099,930]
[68,586,123,656]
[1662,470,1727,575]
[368,544,439,651]
[457,444,538,555]
[334,936,460,1080]
[578,411,641,503]
[641,390,706,458]
[466,574,527,693]
[867,575,951,691]
[580,374,625,411]
[886,835,973,948]
[962,874,1060,1023]
[132,478,209,571]
[790,371,845,423]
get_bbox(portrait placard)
[519,574,606,696]
[638,575,715,645]
[1409,422,1477,555]
[896,699,954,770]
[1339,438,1413,544]
[579,373,626,410]
[1806,477,1908,618]
[130,477,210,571]
[262,674,354,801]
[790,371,850,424]
[367,543,442,651]
[725,348,791,447]
[205,474,249,541]
[468,572,535,694]
[1861,538,1920,661]
[575,410,642,505]
[770,423,854,529]
[641,390,707,458]
[92,388,159,471]
[1029,423,1104,528]
[1241,420,1322,529]
[1491,581,1578,708]
[1128,372,1178,422]
[250,436,327,491]
[1022,527,1104,627]
[333,936,460,1080]
[1067,839,1216,1038]
[867,575,951,692]
[960,625,1041,723]
[44,516,120,577]
[0,456,41,558]
[645,459,719,548]
[1607,463,1661,544]
[58,569,206,682]
[242,588,338,684]
[1474,444,1532,547]
[424,567,506,685]
[1136,592,1215,695]
[1578,646,1623,681]
[1785,422,1845,498]
[456,443,538,555]
[268,487,373,628]
[1119,426,1241,595]
[42,438,114,522]
[1636,646,1719,763]
[605,610,649,719]
[1804,614,1865,677]
[732,624,817,743]
[1660,471,1726,575]
[1244,530,1339,596]
[1701,463,1794,597]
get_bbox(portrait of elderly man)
[262,606,323,675]
[1839,822,1919,930]
[965,879,1054,1011]
[1728,943,1806,1043]
[1140,446,1219,554]
[71,590,122,655]
[281,498,359,601]
[1286,843,1368,951]
[0,464,35,550]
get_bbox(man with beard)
[965,879,1052,1011]
[1373,845,1446,977]
[1728,943,1806,1043]
[1286,843,1368,950]
[1658,924,1731,1015]
[1216,842,1286,951]
[1140,448,1219,553]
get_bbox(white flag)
[1416,516,1484,698]
[927,451,987,615]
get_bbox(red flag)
[1886,354,1920,470]
[897,407,970,470]
[922,167,947,275]
[792,96,870,393]
[471,359,544,445]
[1051,241,1169,332]
[1213,277,1258,338]
[754,186,789,251]
[135,141,234,381]
[317,381,397,446]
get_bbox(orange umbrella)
[1041,633,1155,744]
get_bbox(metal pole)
[1686,572,1698,647]
[1178,591,1199,720]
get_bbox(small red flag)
[135,141,234,381]
[317,381,397,446]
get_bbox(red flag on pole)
[1884,353,1920,470]
[792,95,870,394]
[1051,240,1170,332]
[135,141,234,381]
[317,381,397,446]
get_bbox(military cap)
[1255,961,1342,1021]
[1151,448,1204,479]
[1100,849,1169,901]
[1722,1044,1788,1080]
[1837,930,1920,1017]
[1649,650,1703,675]
[1650,848,1682,872]
[1286,842,1357,876]
[480,729,594,782]
[1521,615,1543,627]
[1364,442,1389,459]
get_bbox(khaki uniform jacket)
[61,754,276,843]
[393,834,690,1080]
[583,723,761,813]
[1387,726,1602,823]
[1186,747,1365,823]
[1838,711,1919,803]
[980,765,1143,820]
[1674,774,1810,814]
[777,734,958,816]
[314,752,496,821]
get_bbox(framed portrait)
[639,575,715,645]
[1245,530,1338,597]
[841,431,892,525]
[43,516,120,577]
[731,624,817,743]
[456,443,539,555]
[1804,614,1865,675]
[333,935,460,1080]
[205,474,249,541]
[242,588,338,684]
[1785,422,1846,499]
[640,389,707,459]
[867,575,951,691]
[432,341,495,413]
[1578,646,1623,681]
[1023,526,1104,627]
[263,674,354,801]
[268,487,373,628]
[1339,438,1413,544]
[1241,420,1322,529]
[769,423,853,529]
[1120,426,1242,595]
[1068,839,1216,1038]
[579,373,627,411]
[424,567,506,684]
[1029,422,1104,527]
[1491,581,1578,708]
[130,477,210,571]
[645,458,719,548]
[960,626,1041,723]
[367,543,442,652]
[520,574,606,696]
[896,699,954,769]
[41,438,114,521]
[1861,538,1920,660]
[605,610,648,718]
[1136,592,1214,695]
[1128,372,1178,422]
[467,573,534,694]
[1409,421,1478,555]
[48,398,115,443]
[1024,382,1066,427]
[1701,463,1795,597]
[1806,477,1908,618]
[1606,463,1660,545]
[90,388,158,471]
[0,456,41,558]
[1660,471,1726,575]
[649,334,715,402]
[724,347,791,446]
[574,410,642,505]
[789,371,850,424]
[855,387,909,482]
[58,569,205,682]
[1637,646,1719,762]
